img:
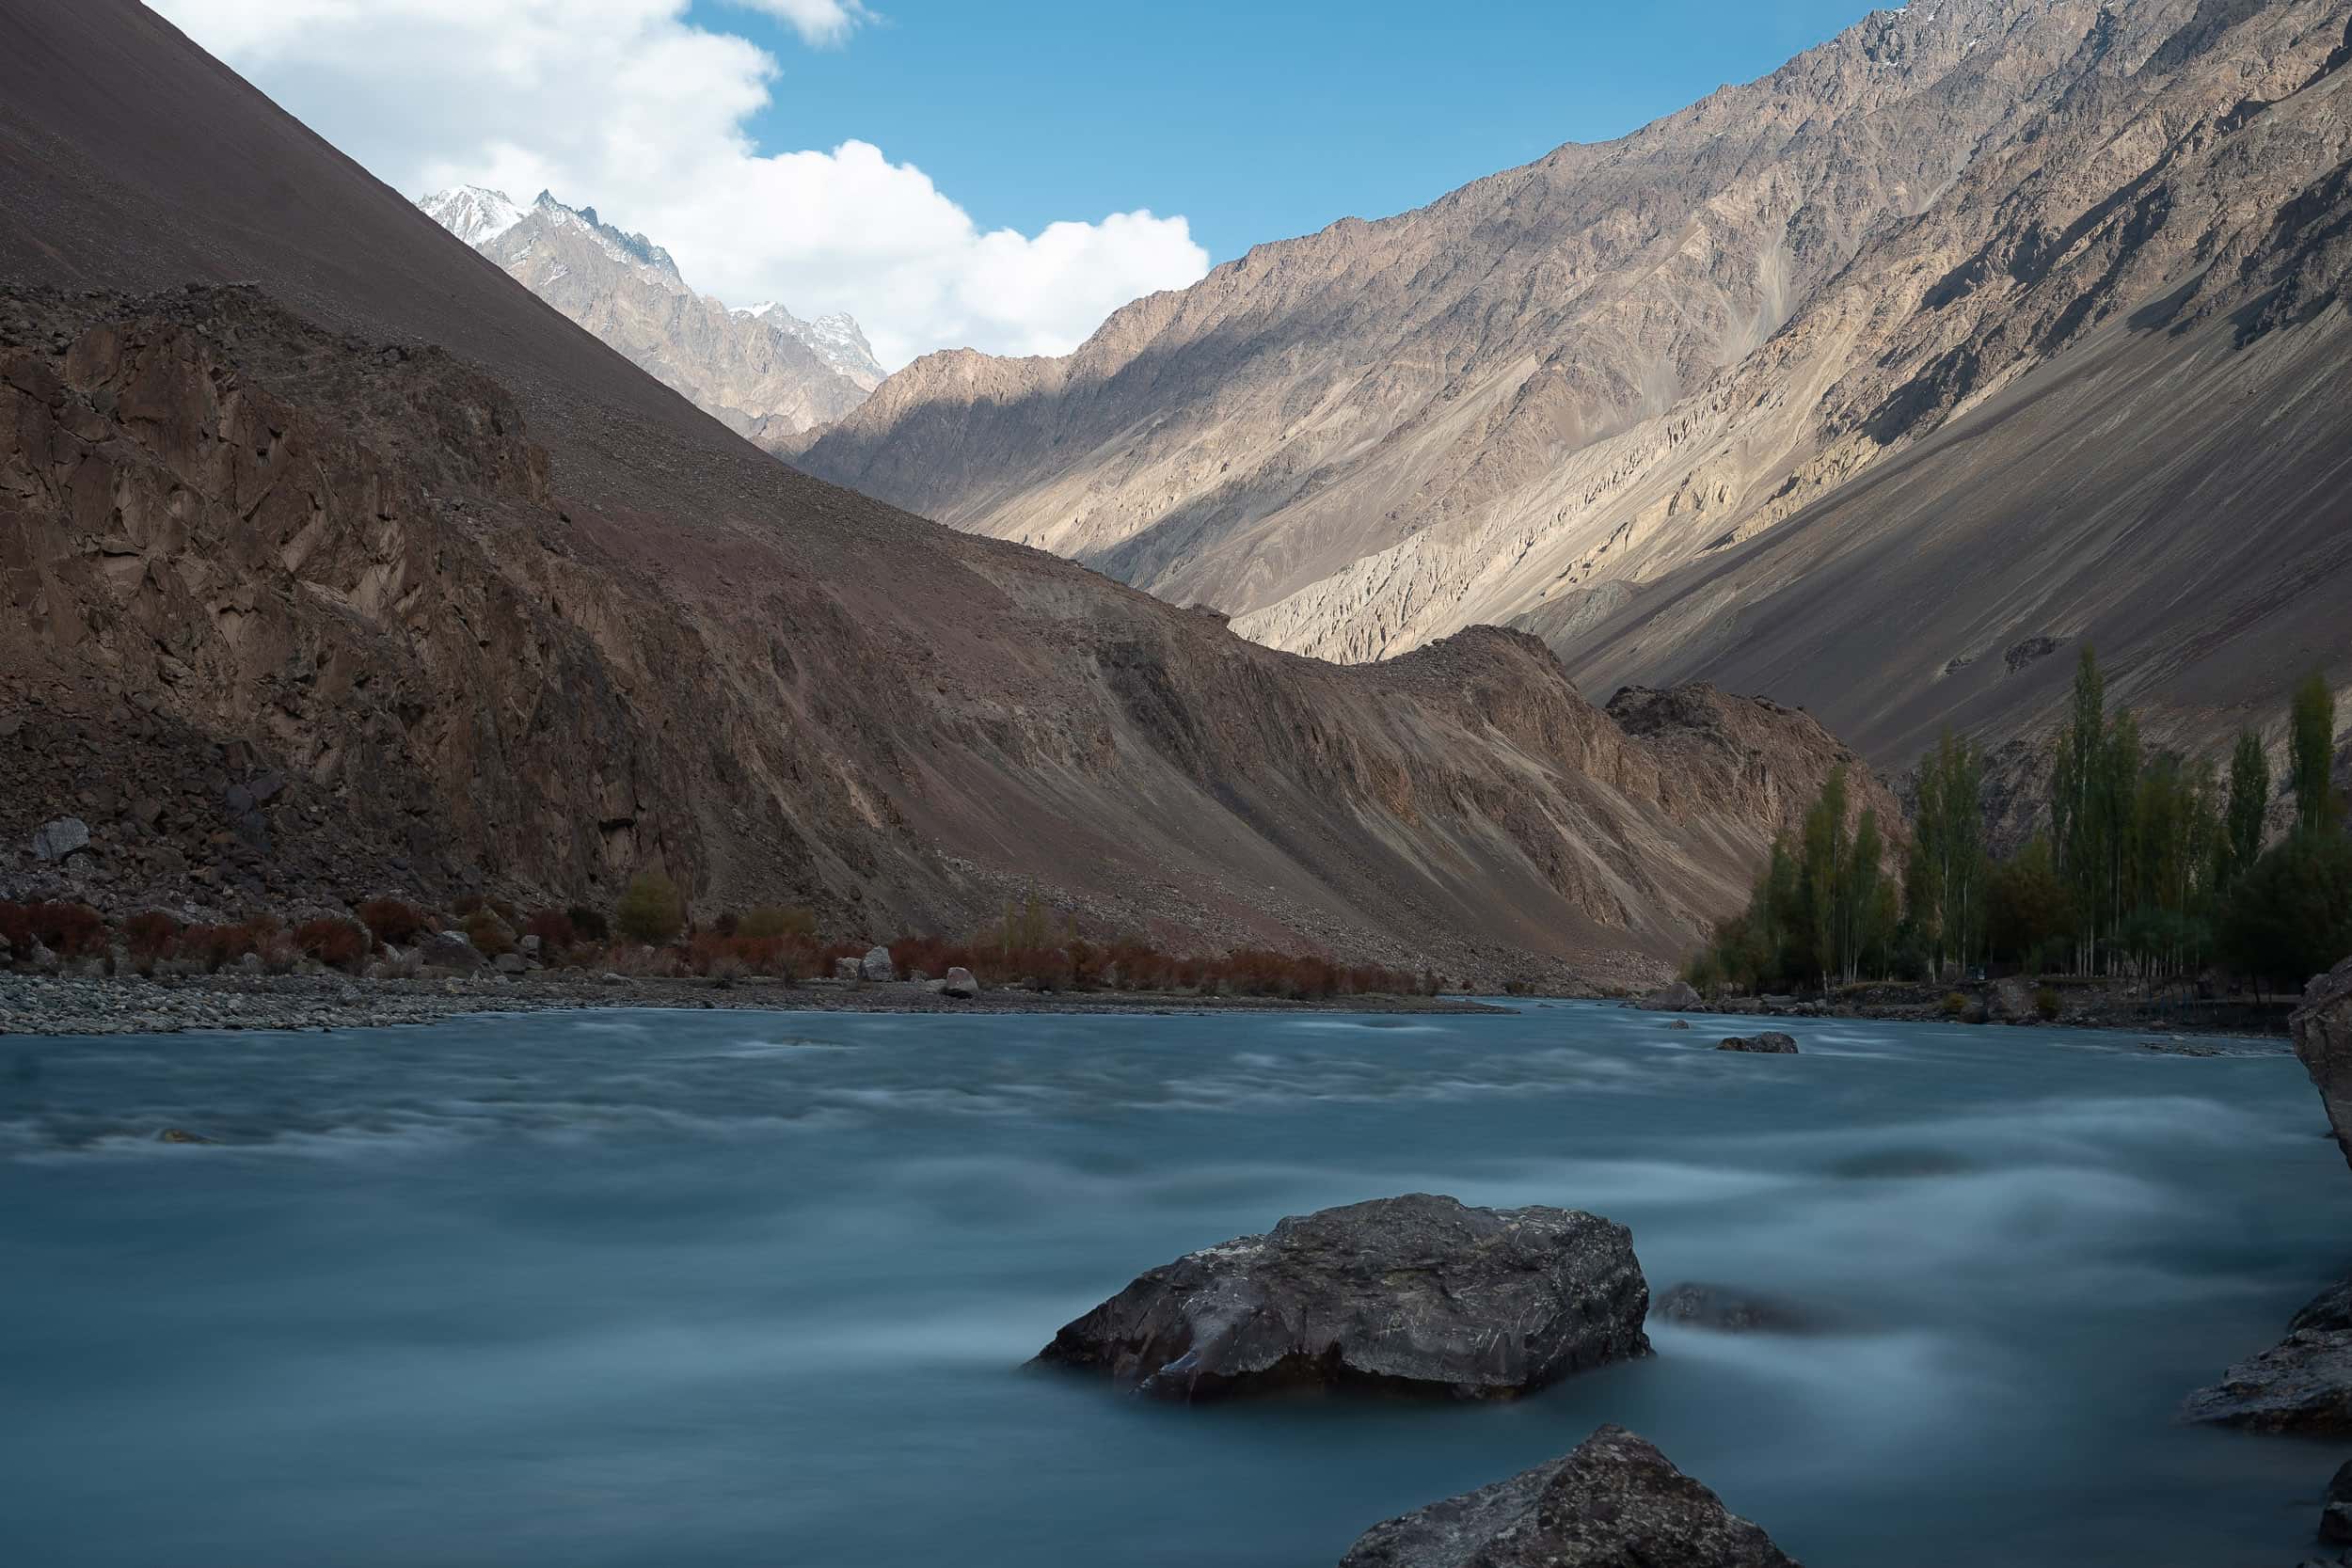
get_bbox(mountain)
[0,0,1890,986]
[799,0,2352,774]
[418,185,882,440]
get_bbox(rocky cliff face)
[2296,958,2352,1172]
[420,187,881,439]
[0,0,1894,984]
[800,0,2352,769]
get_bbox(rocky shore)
[0,972,1505,1037]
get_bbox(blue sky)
[707,0,1881,261]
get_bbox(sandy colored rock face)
[801,0,2352,780]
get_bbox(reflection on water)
[2,1004,2342,1567]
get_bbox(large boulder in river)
[2183,1278,2352,1432]
[1336,1424,1800,1568]
[1031,1193,1650,1402]
[2295,958,2352,1173]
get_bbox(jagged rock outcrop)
[1334,1424,1800,1568]
[420,187,880,438]
[1031,1194,1650,1401]
[1718,1033,1799,1054]
[2296,958,2352,1172]
[801,0,2352,777]
[2184,1278,2352,1432]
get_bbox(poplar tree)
[2292,673,2342,835]
[2223,731,2269,886]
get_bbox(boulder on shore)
[2295,958,2352,1172]
[1031,1193,1650,1402]
[416,930,486,972]
[1335,1423,1800,1568]
[832,957,860,982]
[941,966,978,998]
[859,944,897,983]
[2324,1459,2352,1544]
[1718,1032,1799,1054]
[1639,980,1702,1011]
[2183,1278,2352,1432]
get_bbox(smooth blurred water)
[4,1003,2346,1567]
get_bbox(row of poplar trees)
[1690,649,2348,993]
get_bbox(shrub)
[358,897,425,948]
[614,872,684,945]
[0,901,31,951]
[524,910,578,953]
[566,905,610,942]
[183,917,276,973]
[26,902,107,958]
[463,909,516,958]
[739,905,818,942]
[451,893,488,917]
[1942,991,1970,1018]
[2033,985,2061,1022]
[294,916,370,972]
[123,910,182,967]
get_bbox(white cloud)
[149,0,1207,369]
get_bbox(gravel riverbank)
[0,973,1505,1037]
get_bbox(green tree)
[2292,673,2343,835]
[614,871,685,944]
[2051,647,2109,973]
[2219,831,2352,993]
[1988,835,2073,972]
[1908,728,1988,978]
[2224,730,2269,887]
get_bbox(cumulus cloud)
[149,0,1207,368]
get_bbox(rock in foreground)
[1718,1032,1798,1054]
[1033,1193,1650,1401]
[1336,1424,1799,1568]
[2183,1279,2352,1432]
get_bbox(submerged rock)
[154,1127,215,1145]
[2296,958,2352,1172]
[1718,1032,1799,1054]
[1335,1423,1799,1568]
[2183,1278,2352,1432]
[1033,1193,1650,1402]
[1654,1281,1824,1335]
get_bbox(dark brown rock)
[1718,1032,1799,1054]
[1033,1194,1650,1402]
[2295,958,2352,1173]
[1335,1424,1800,1568]
[2182,1279,2352,1433]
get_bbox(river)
[3,1003,2342,1565]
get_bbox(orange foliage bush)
[294,917,369,971]
[357,897,425,947]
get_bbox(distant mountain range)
[799,0,2352,778]
[419,186,882,441]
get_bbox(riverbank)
[1634,977,2293,1042]
[0,972,1507,1036]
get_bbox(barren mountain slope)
[419,187,879,439]
[0,0,1888,984]
[798,0,2352,770]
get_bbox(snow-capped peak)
[418,185,528,246]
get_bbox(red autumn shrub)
[294,917,369,971]
[123,910,183,962]
[0,901,31,950]
[357,897,424,948]
[28,902,107,958]
[524,910,577,953]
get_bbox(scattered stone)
[31,816,90,862]
[833,957,860,982]
[858,944,897,983]
[493,952,527,974]
[2325,1460,2352,1544]
[942,966,978,999]
[416,930,487,972]
[1032,1192,1651,1402]
[1334,1423,1798,1568]
[601,971,627,985]
[1639,980,1702,1011]
[1663,1019,1692,1030]
[1654,1281,1825,1335]
[1718,1032,1799,1054]
[518,934,542,958]
[2183,1278,2352,1432]
[2140,1038,2221,1057]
